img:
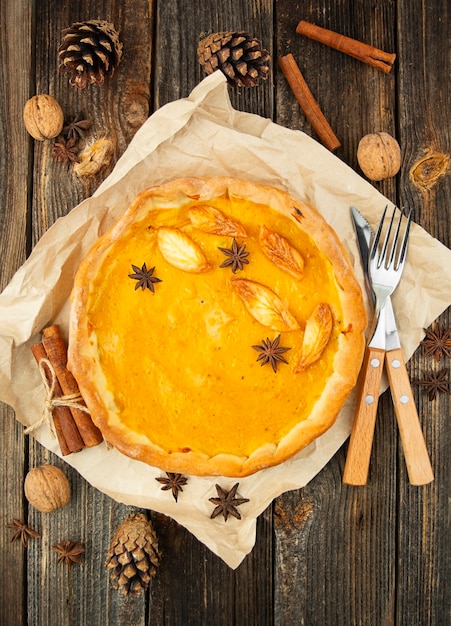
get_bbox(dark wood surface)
[1,1,449,624]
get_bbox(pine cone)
[198,31,270,88]
[105,512,161,596]
[58,20,123,89]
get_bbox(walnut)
[357,132,401,181]
[24,464,70,513]
[23,95,64,141]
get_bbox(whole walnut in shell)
[24,465,70,513]
[357,132,401,181]
[23,95,64,141]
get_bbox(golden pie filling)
[69,178,367,476]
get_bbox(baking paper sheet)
[1,72,451,569]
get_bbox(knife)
[343,206,434,485]
[350,205,398,345]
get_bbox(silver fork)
[370,205,411,315]
[343,207,433,485]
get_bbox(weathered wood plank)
[31,0,153,239]
[396,0,450,624]
[274,2,399,624]
[149,506,273,625]
[0,1,34,624]
[154,0,274,119]
[27,443,147,626]
[25,1,153,624]
[276,0,398,192]
[148,1,275,623]
[2,0,449,624]
[273,396,397,625]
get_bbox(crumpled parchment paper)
[1,72,450,569]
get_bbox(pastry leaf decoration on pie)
[259,225,305,279]
[157,227,210,273]
[188,204,247,237]
[295,303,333,371]
[231,278,300,332]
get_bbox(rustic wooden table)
[1,1,449,624]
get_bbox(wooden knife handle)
[343,346,385,485]
[385,348,434,485]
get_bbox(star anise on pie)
[420,325,451,362]
[52,136,80,163]
[128,263,162,292]
[6,519,40,547]
[252,335,291,373]
[51,540,85,569]
[413,368,450,401]
[155,472,188,502]
[62,113,92,140]
[209,483,249,521]
[218,238,250,273]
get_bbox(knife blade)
[346,206,433,486]
[343,207,386,484]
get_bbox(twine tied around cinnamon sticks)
[29,324,103,455]
[25,358,90,438]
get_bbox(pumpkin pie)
[68,177,367,476]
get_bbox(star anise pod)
[155,472,188,502]
[51,540,85,569]
[413,368,450,401]
[420,325,451,362]
[62,113,92,140]
[6,519,40,548]
[128,263,162,292]
[52,136,80,163]
[209,483,249,521]
[218,238,250,273]
[252,335,291,373]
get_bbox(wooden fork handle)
[385,348,434,485]
[343,346,385,485]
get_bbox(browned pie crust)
[68,177,367,476]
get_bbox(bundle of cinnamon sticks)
[31,324,103,455]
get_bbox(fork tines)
[372,205,412,270]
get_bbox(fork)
[370,205,411,315]
[343,207,434,485]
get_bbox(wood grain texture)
[0,1,33,625]
[0,0,449,624]
[149,508,273,625]
[385,347,434,486]
[396,0,450,623]
[25,1,153,625]
[276,0,398,200]
[275,2,399,625]
[343,346,386,486]
[154,0,274,118]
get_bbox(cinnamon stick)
[296,20,396,74]
[42,325,103,447]
[278,53,341,152]
[31,342,84,455]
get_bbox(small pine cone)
[58,20,123,89]
[198,31,271,88]
[105,513,161,596]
